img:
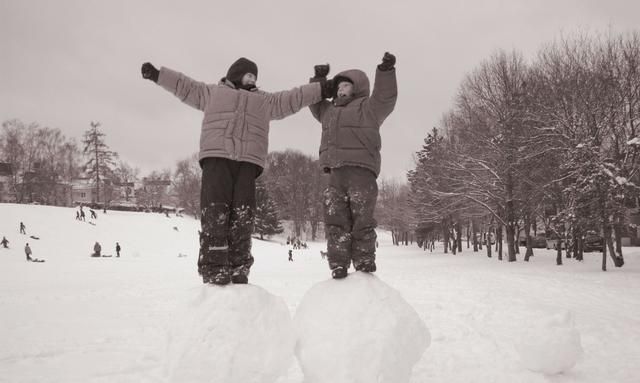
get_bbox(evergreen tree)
[82,121,117,204]
[254,178,284,240]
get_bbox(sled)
[29,235,40,240]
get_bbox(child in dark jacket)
[309,52,397,279]
[142,58,325,285]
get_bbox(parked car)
[518,234,546,248]
[531,235,547,248]
[583,233,604,252]
[546,238,566,250]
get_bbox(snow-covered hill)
[0,203,639,382]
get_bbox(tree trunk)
[606,228,624,267]
[472,219,478,252]
[505,224,516,262]
[442,219,449,254]
[497,225,503,261]
[577,234,584,261]
[556,238,563,265]
[572,227,579,261]
[613,214,624,265]
[602,234,607,272]
[486,226,492,258]
[601,194,608,271]
[456,221,462,253]
[451,227,457,255]
[524,215,533,262]
[466,219,471,249]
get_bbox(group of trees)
[1,119,82,204]
[408,31,640,271]
[1,119,158,208]
[259,150,409,242]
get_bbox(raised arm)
[309,64,334,122]
[267,82,323,121]
[141,62,209,111]
[367,52,398,123]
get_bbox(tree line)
[408,31,640,271]
[0,121,403,241]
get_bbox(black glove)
[314,64,330,78]
[378,52,396,71]
[320,78,335,99]
[141,62,159,83]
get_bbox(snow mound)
[168,284,294,383]
[516,311,583,375]
[293,272,430,383]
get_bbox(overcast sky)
[1,0,638,180]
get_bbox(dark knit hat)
[226,57,258,85]
[333,75,353,86]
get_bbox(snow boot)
[231,274,248,284]
[202,267,231,285]
[231,264,250,284]
[354,259,377,273]
[331,266,348,279]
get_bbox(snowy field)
[0,203,639,382]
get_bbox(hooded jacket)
[157,67,322,169]
[309,68,397,177]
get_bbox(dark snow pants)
[323,166,378,270]
[199,158,259,277]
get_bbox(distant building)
[71,178,97,205]
[110,181,137,206]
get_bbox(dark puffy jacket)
[157,67,322,169]
[309,68,397,177]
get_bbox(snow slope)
[1,203,639,382]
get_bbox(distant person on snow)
[19,222,26,234]
[90,209,97,219]
[93,241,102,257]
[76,211,80,220]
[80,209,86,221]
[24,243,33,261]
[288,249,293,262]
[141,56,331,285]
[309,52,397,279]
[1,236,9,248]
[116,242,121,258]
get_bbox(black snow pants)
[198,158,260,278]
[323,166,378,270]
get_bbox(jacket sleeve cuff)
[157,67,181,93]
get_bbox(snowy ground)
[1,203,639,382]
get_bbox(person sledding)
[141,56,329,285]
[24,243,44,262]
[92,241,102,257]
[309,52,397,279]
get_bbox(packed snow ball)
[516,311,583,375]
[293,272,430,383]
[168,285,295,383]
